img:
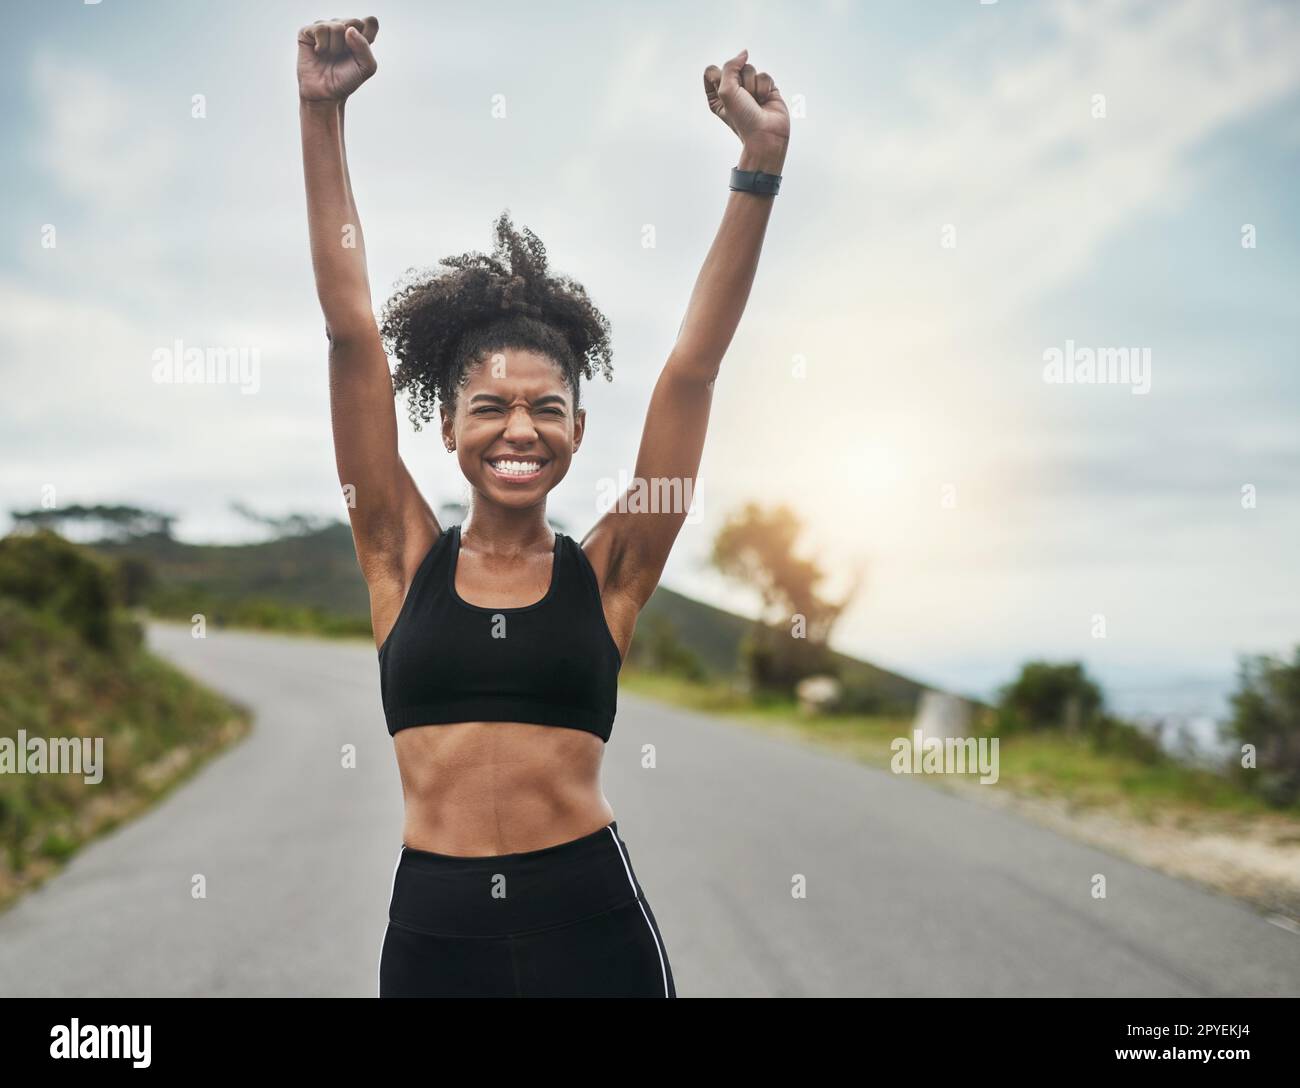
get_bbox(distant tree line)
[10,504,177,542]
[9,501,343,544]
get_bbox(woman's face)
[442,348,583,508]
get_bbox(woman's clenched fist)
[702,49,790,170]
[297,16,379,102]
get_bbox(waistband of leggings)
[388,820,644,938]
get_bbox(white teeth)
[490,459,543,476]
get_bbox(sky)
[2,0,1298,721]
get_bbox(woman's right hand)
[297,16,379,102]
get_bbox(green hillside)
[0,530,251,909]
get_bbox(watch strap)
[729,167,782,195]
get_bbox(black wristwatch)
[729,167,782,196]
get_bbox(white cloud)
[29,52,178,209]
[830,0,1300,321]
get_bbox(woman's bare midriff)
[393,720,615,856]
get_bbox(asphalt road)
[0,623,1296,997]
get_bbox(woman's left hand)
[702,49,789,172]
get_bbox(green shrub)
[1224,647,1300,807]
[999,661,1103,732]
[0,529,129,652]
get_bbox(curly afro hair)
[379,210,614,430]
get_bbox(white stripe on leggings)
[377,844,405,998]
[606,827,669,998]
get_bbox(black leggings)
[378,820,676,998]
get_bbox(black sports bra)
[377,524,622,742]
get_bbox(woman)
[297,15,789,998]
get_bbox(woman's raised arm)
[298,17,438,636]
[584,50,790,613]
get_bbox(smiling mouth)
[485,457,549,482]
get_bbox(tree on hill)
[710,502,861,695]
